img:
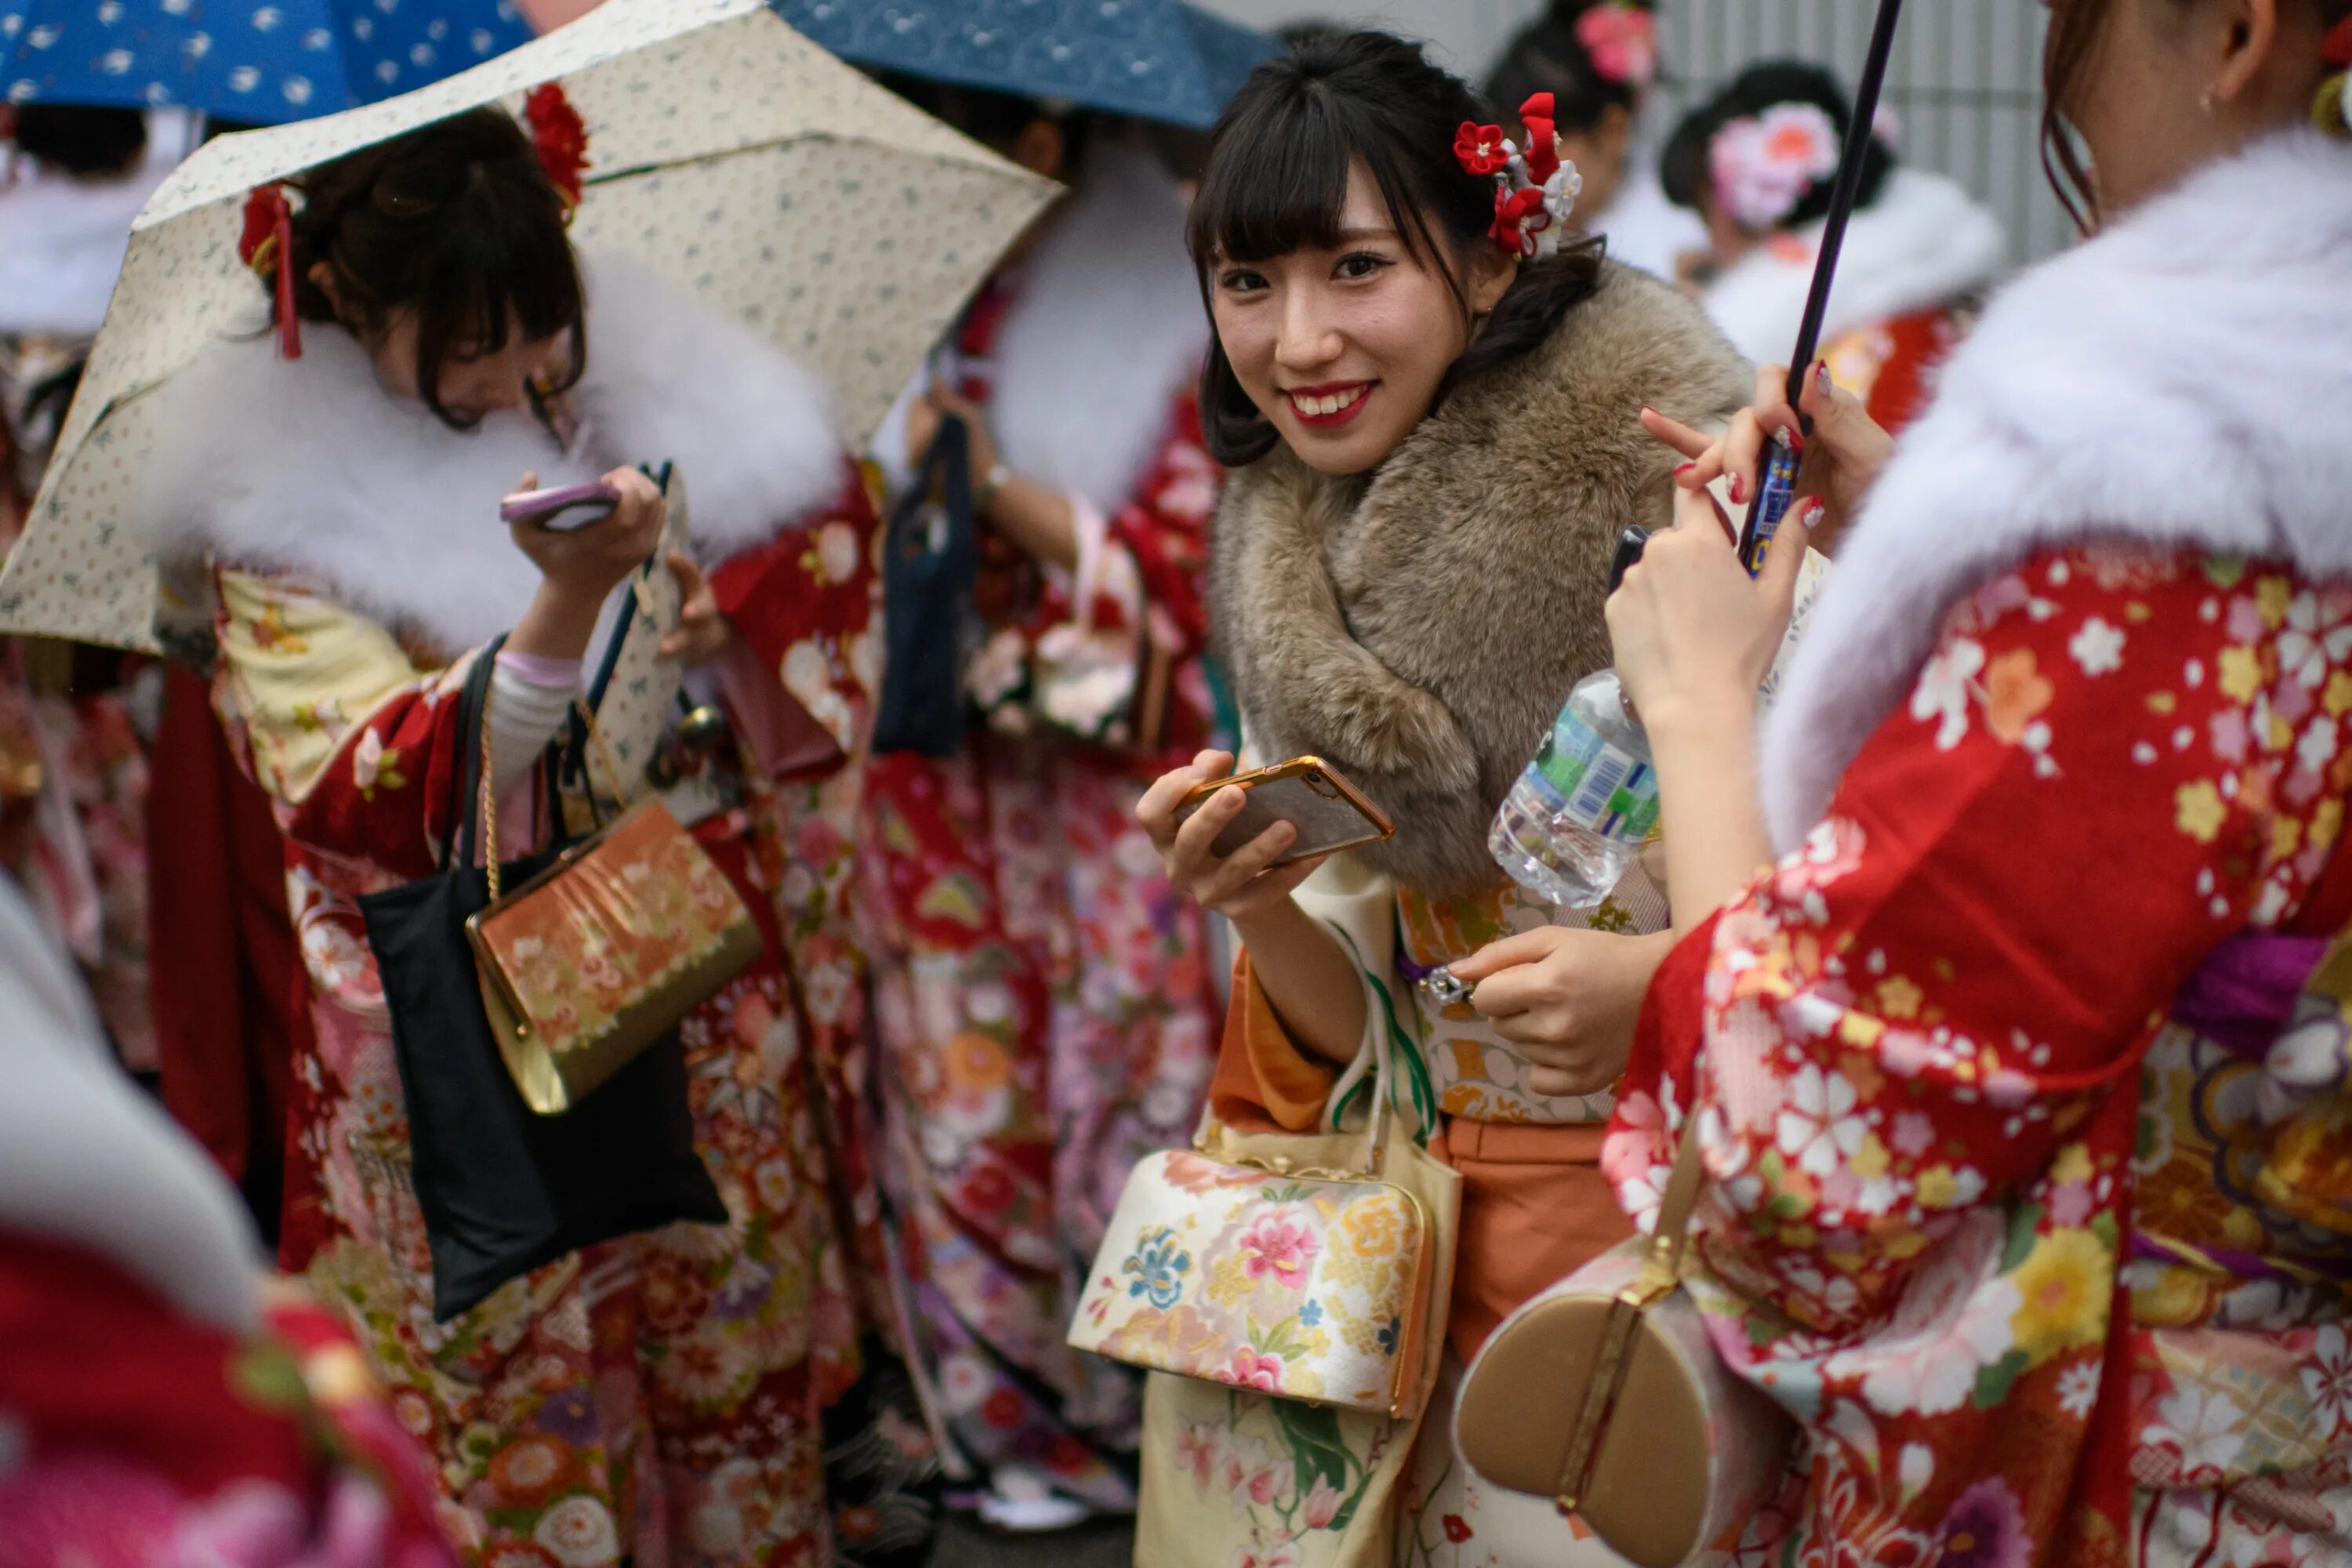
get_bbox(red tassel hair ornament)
[238,183,302,361]
[523,83,590,216]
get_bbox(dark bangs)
[289,107,586,430]
[1184,67,1461,277]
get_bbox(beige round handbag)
[1452,1118,1793,1568]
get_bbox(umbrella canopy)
[1,0,535,121]
[768,0,1276,131]
[0,0,1057,651]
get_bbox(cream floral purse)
[1069,862,1462,1568]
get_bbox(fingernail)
[1816,361,1834,397]
[1674,462,1697,481]
[1640,405,1659,420]
[1728,473,1746,505]
[1788,429,1806,456]
[1802,497,1828,526]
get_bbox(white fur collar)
[1703,167,2007,366]
[135,251,841,655]
[1761,129,2352,851]
[987,133,1208,515]
[0,879,262,1334]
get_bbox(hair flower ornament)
[1708,100,1841,231]
[238,182,302,361]
[1457,93,1584,260]
[524,83,591,216]
[1575,2,1660,92]
[2318,14,2352,140]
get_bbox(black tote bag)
[872,413,978,757]
[358,638,726,1321]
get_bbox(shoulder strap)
[445,633,507,869]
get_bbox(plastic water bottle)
[1488,670,1658,910]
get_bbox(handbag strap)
[445,634,507,872]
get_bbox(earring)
[2200,84,2220,115]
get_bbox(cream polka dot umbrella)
[0,0,1057,650]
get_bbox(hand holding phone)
[1136,750,1388,924]
[1172,757,1393,866]
[502,481,620,531]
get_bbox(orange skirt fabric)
[1214,952,1635,1362]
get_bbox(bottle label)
[1534,710,1659,844]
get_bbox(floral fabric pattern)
[212,477,932,1567]
[1073,1152,1427,1415]
[1610,546,2352,1565]
[858,298,1222,1507]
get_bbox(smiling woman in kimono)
[129,107,935,1568]
[1131,30,1748,1563]
[1598,0,2352,1559]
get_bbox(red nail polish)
[1729,473,1746,505]
[1675,462,1697,478]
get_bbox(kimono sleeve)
[1612,548,2352,1332]
[209,567,474,883]
[706,459,883,756]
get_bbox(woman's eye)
[1336,252,1391,281]
[1218,269,1268,294]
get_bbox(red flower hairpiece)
[2324,13,2352,67]
[1454,122,1508,178]
[524,83,590,214]
[1519,92,1560,186]
[238,183,302,361]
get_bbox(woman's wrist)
[507,578,605,662]
[1635,681,1760,750]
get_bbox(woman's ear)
[306,260,345,319]
[1466,239,1517,318]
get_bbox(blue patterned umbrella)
[2,0,533,122]
[768,0,1276,131]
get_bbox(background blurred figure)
[1484,0,1707,277]
[0,872,455,1568]
[0,105,193,1076]
[1664,60,2007,434]
[861,79,1226,1530]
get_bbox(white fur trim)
[1760,129,2352,852]
[0,114,189,337]
[987,134,1208,516]
[1702,167,2008,366]
[0,878,263,1333]
[132,251,840,654]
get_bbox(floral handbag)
[1029,503,1174,756]
[1069,989,1454,1423]
[1452,1112,1795,1568]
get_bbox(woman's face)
[1209,160,1515,477]
[365,309,570,423]
[2062,0,2328,216]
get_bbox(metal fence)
[1650,0,2069,262]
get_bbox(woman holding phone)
[1131,30,1748,1560]
[130,109,935,1566]
[1588,0,2352,1556]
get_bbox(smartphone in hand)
[501,481,620,531]
[1174,757,1394,867]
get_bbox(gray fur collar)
[1210,263,1750,895]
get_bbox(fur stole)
[1704,168,2007,366]
[986,133,1210,515]
[1210,263,1750,895]
[1761,129,2352,852]
[133,252,842,657]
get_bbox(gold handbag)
[1453,1115,1794,1568]
[1069,1018,1449,1421]
[463,693,762,1115]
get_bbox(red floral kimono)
[858,270,1223,1510]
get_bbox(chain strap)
[476,663,637,906]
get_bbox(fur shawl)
[1761,129,2352,852]
[133,251,843,657]
[1210,263,1750,895]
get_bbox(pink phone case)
[501,481,619,530]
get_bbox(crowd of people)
[4,0,2351,1564]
